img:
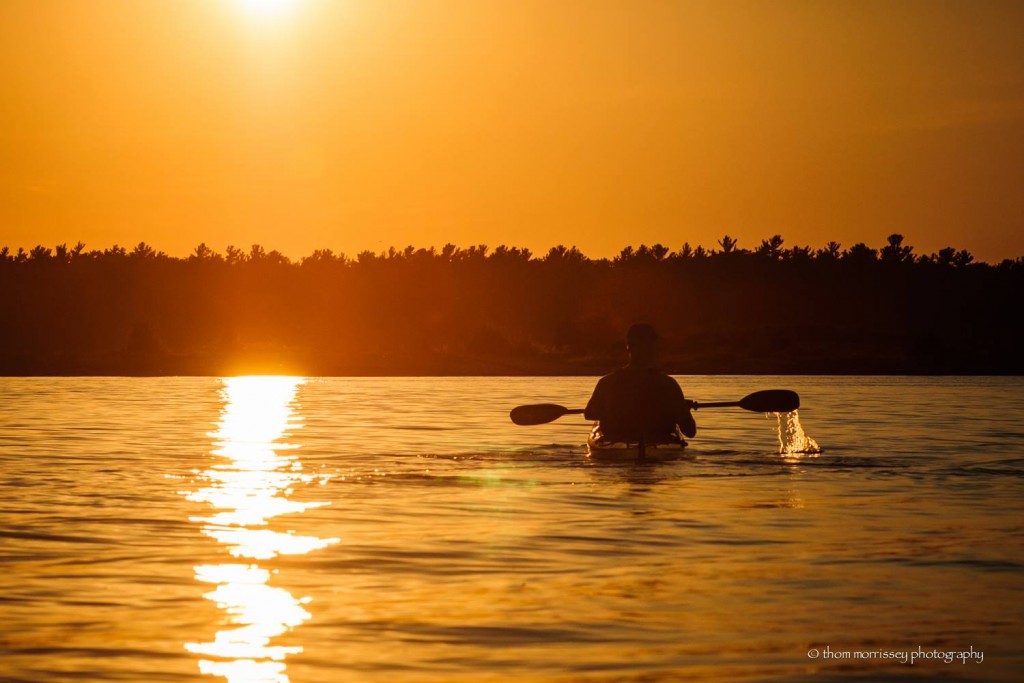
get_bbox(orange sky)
[2,0,1023,262]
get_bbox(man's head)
[626,323,659,364]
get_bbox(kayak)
[586,426,689,462]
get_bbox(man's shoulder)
[600,367,680,388]
[609,366,676,380]
[597,367,636,386]
[592,370,621,393]
[655,371,682,387]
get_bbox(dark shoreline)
[3,355,1020,378]
[5,237,1022,379]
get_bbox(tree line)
[2,234,1021,375]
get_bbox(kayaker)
[584,323,696,444]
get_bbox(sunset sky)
[2,0,1022,262]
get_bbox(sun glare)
[185,376,338,682]
[236,0,297,18]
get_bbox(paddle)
[510,404,585,426]
[509,389,799,426]
[696,389,800,413]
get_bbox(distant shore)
[4,236,1022,377]
[3,349,1020,377]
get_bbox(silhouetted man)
[584,323,696,443]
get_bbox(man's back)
[584,367,689,443]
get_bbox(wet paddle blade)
[510,403,571,426]
[738,389,800,413]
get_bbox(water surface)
[1,376,1022,681]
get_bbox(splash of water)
[772,410,821,456]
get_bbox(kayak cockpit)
[586,426,689,462]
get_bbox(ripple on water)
[1,376,1023,681]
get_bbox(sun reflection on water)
[185,376,338,682]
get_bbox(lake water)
[1,376,1022,682]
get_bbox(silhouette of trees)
[844,242,877,265]
[818,241,842,260]
[1,236,1021,375]
[755,234,786,259]
[717,235,739,254]
[880,233,914,264]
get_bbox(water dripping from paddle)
[770,410,821,456]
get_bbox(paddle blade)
[510,403,570,426]
[738,389,800,413]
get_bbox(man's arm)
[678,397,697,438]
[584,377,607,421]
[668,378,697,438]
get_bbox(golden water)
[1,376,1022,682]
[183,377,338,682]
